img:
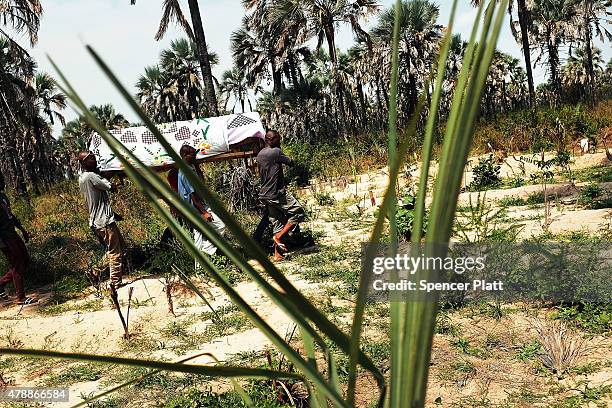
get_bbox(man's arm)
[190,193,213,222]
[90,173,113,192]
[13,217,29,242]
[277,150,294,166]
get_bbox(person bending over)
[0,174,37,305]
[78,151,126,288]
[257,130,305,261]
[178,145,226,265]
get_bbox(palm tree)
[90,104,130,130]
[562,46,605,101]
[131,0,219,116]
[576,0,611,103]
[136,65,178,123]
[0,0,42,52]
[137,39,219,122]
[530,0,580,103]
[231,18,285,95]
[269,0,377,65]
[371,0,442,119]
[220,68,251,113]
[161,38,204,119]
[33,73,66,126]
[0,0,43,195]
[471,0,537,107]
[268,0,378,130]
[29,73,67,188]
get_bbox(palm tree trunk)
[186,0,219,116]
[517,0,536,106]
[547,29,561,104]
[583,0,596,105]
[323,21,347,132]
[270,58,282,96]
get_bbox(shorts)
[263,191,306,234]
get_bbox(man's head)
[180,144,197,165]
[265,130,281,148]
[78,151,98,172]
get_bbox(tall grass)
[0,0,508,406]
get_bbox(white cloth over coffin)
[89,112,265,172]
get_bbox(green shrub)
[468,155,501,191]
[315,192,336,206]
[515,341,541,362]
[553,303,612,334]
[580,183,603,202]
[395,191,427,241]
[508,176,525,188]
[526,192,546,205]
[498,196,527,207]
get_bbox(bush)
[468,155,501,191]
[315,192,335,206]
[395,191,427,241]
[526,192,546,205]
[553,303,612,334]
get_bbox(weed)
[552,302,612,334]
[534,320,589,376]
[434,311,460,336]
[455,193,523,242]
[1,328,24,349]
[551,384,612,408]
[515,340,541,362]
[468,155,501,191]
[395,190,428,241]
[315,192,336,206]
[498,196,527,207]
[45,363,103,386]
[526,191,546,205]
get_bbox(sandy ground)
[0,150,610,407]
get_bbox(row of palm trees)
[230,0,611,139]
[1,0,610,195]
[0,0,68,196]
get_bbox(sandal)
[17,297,38,306]
[0,292,9,301]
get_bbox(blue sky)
[14,0,611,132]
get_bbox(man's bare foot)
[272,234,287,251]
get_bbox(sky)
[10,0,611,136]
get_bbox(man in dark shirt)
[0,173,36,305]
[257,130,305,261]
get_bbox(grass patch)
[44,363,104,386]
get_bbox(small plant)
[395,191,427,241]
[508,176,525,188]
[315,192,336,206]
[526,192,546,206]
[580,183,602,203]
[515,340,542,362]
[534,320,590,376]
[553,302,612,334]
[498,196,527,207]
[578,183,612,209]
[468,155,501,191]
[455,193,523,242]
[434,310,460,336]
